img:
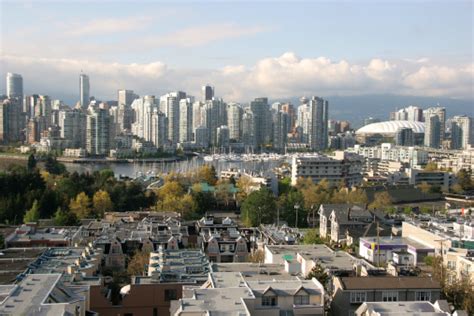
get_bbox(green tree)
[277,189,306,227]
[92,190,113,218]
[69,192,91,219]
[23,200,40,223]
[241,187,277,227]
[278,177,292,196]
[306,263,329,287]
[44,155,66,175]
[302,229,324,245]
[450,183,463,194]
[456,169,473,191]
[27,154,37,172]
[54,207,78,226]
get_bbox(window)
[294,295,310,305]
[164,289,178,301]
[350,291,367,303]
[382,291,398,302]
[415,291,431,301]
[262,295,278,306]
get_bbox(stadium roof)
[356,120,425,135]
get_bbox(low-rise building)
[291,151,363,187]
[5,223,80,248]
[331,276,442,316]
[406,168,454,191]
[355,300,453,316]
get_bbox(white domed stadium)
[355,120,425,145]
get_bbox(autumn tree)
[215,179,233,208]
[418,181,432,194]
[248,250,265,263]
[236,175,254,201]
[297,178,332,210]
[241,187,277,227]
[92,190,113,218]
[127,250,150,276]
[69,192,92,219]
[369,191,393,211]
[23,200,40,223]
[456,169,473,191]
[195,165,217,185]
[424,162,439,171]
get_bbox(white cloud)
[0,52,472,102]
[139,23,270,48]
[63,16,154,36]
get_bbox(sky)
[0,0,473,103]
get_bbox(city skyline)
[0,1,473,102]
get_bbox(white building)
[227,103,242,141]
[79,73,90,109]
[451,115,472,150]
[291,151,363,187]
[179,98,193,143]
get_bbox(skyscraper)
[151,109,168,148]
[202,85,214,101]
[131,96,156,141]
[117,89,136,132]
[273,110,289,152]
[6,73,23,100]
[250,97,271,148]
[86,108,110,155]
[451,115,472,149]
[179,98,193,143]
[79,74,90,109]
[160,91,186,144]
[227,103,243,141]
[242,110,255,147]
[59,109,86,148]
[424,107,446,141]
[0,98,21,143]
[309,96,329,151]
[216,125,230,147]
[395,127,414,146]
[391,106,423,122]
[424,114,441,148]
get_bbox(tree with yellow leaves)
[69,192,91,219]
[92,190,113,218]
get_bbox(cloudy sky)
[0,0,473,103]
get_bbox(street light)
[294,203,300,228]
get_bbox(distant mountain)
[278,94,473,128]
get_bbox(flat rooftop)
[357,301,450,315]
[0,248,45,284]
[340,276,441,290]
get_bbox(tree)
[69,192,91,219]
[277,189,306,227]
[306,263,329,287]
[278,177,292,196]
[92,190,113,218]
[248,250,264,263]
[418,181,431,194]
[215,179,233,208]
[302,229,324,245]
[196,165,217,185]
[369,191,393,210]
[27,154,37,172]
[241,187,277,227]
[450,183,464,194]
[127,250,150,276]
[456,169,473,191]
[403,206,412,216]
[23,200,40,223]
[348,189,369,205]
[44,155,66,175]
[236,175,254,201]
[54,207,78,226]
[424,162,438,171]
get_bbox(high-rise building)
[86,108,110,155]
[242,110,255,147]
[297,101,311,143]
[0,98,21,143]
[79,74,90,109]
[423,107,446,141]
[194,126,209,148]
[227,103,243,141]
[395,127,414,146]
[58,109,86,148]
[309,96,329,151]
[179,98,193,143]
[151,109,168,148]
[391,106,423,122]
[6,73,23,100]
[216,125,230,148]
[160,92,186,144]
[272,110,289,152]
[424,114,441,148]
[451,115,472,149]
[250,97,271,148]
[192,101,205,136]
[202,85,214,101]
[131,96,157,142]
[281,103,296,131]
[117,90,137,132]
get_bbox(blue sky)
[0,0,473,101]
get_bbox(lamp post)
[294,203,300,228]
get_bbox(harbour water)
[63,156,285,178]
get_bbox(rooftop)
[339,276,441,290]
[356,120,425,135]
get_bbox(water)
[63,156,284,178]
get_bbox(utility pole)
[294,203,300,228]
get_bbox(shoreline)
[0,154,184,164]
